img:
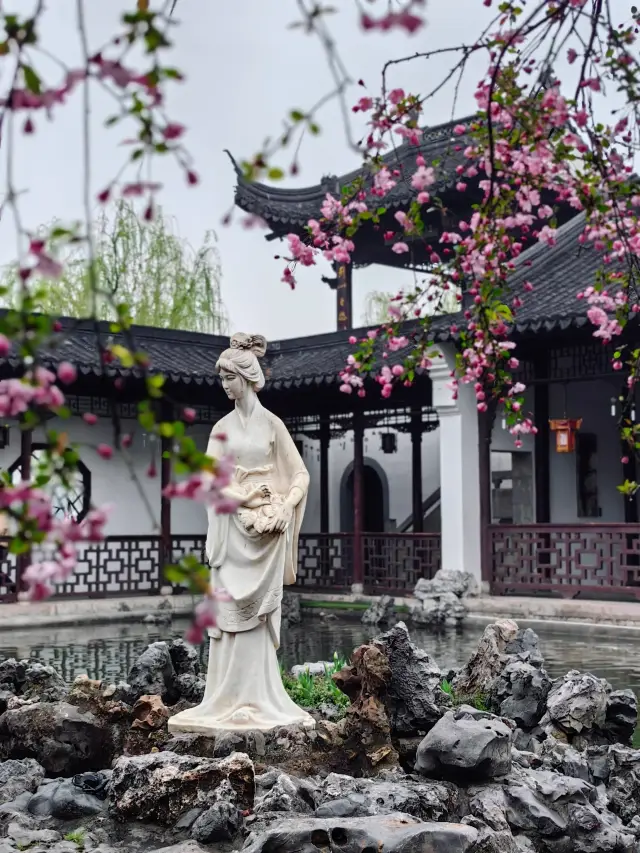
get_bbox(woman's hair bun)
[229,332,267,359]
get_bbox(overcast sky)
[0,1,621,342]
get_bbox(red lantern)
[549,418,582,453]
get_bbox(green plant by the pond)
[64,831,86,849]
[439,678,488,712]
[281,652,349,715]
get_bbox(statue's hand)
[264,501,293,534]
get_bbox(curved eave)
[232,115,478,229]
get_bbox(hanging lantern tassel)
[549,418,582,453]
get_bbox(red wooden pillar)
[410,408,424,533]
[16,425,33,594]
[319,415,330,533]
[159,405,172,586]
[352,411,365,591]
[478,406,493,585]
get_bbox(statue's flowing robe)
[168,399,313,734]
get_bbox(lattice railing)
[490,524,640,599]
[0,543,18,602]
[363,533,441,593]
[0,531,442,601]
[296,533,353,591]
[54,536,163,598]
[171,534,207,566]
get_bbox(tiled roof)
[1,318,405,391]
[432,210,610,339]
[232,116,476,231]
[0,214,615,391]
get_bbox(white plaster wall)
[297,427,441,533]
[548,379,626,523]
[0,416,213,537]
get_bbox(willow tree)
[1,201,227,334]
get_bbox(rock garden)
[1,612,640,852]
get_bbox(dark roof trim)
[231,115,478,230]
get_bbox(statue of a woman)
[168,333,314,734]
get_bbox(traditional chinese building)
[0,118,638,603]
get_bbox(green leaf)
[138,411,155,430]
[164,565,187,583]
[23,65,41,94]
[268,167,285,180]
[289,109,305,122]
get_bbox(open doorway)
[341,461,388,532]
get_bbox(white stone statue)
[168,333,314,734]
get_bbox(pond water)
[3,615,640,694]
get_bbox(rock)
[373,622,447,736]
[254,771,318,815]
[606,744,640,824]
[168,639,200,677]
[243,813,479,853]
[505,629,545,668]
[539,738,590,781]
[604,690,637,744]
[0,658,66,703]
[0,702,113,775]
[411,592,468,628]
[415,706,513,782]
[291,661,334,678]
[281,592,302,627]
[174,674,206,704]
[7,822,61,847]
[191,801,242,843]
[143,613,172,626]
[126,642,178,705]
[414,569,477,600]
[163,733,217,759]
[27,777,107,819]
[453,620,519,701]
[503,766,635,852]
[213,731,245,758]
[109,750,254,825]
[332,643,398,771]
[461,816,518,853]
[131,695,170,730]
[361,595,395,626]
[0,758,45,804]
[541,671,609,736]
[146,845,208,853]
[491,660,551,729]
[315,772,458,821]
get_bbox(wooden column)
[533,357,551,523]
[16,425,33,594]
[335,262,353,331]
[410,408,424,532]
[622,394,639,523]
[352,411,365,591]
[159,406,172,579]
[478,406,494,585]
[319,415,330,533]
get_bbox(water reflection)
[2,617,640,694]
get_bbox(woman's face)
[220,368,246,401]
